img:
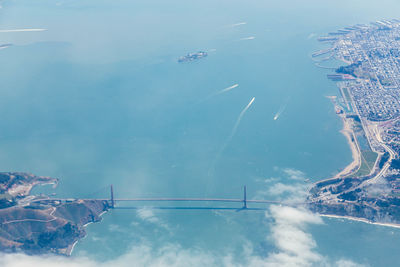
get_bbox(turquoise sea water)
[2,0,400,266]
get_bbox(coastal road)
[0,207,58,225]
[360,124,395,186]
[1,218,57,225]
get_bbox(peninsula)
[0,172,110,255]
[309,20,400,226]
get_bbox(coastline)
[314,94,362,187]
[332,56,362,179]
[320,214,400,229]
[314,110,361,186]
[65,241,79,256]
[313,85,400,230]
[333,115,361,178]
[68,209,109,256]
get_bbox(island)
[178,51,208,63]
[309,19,400,226]
[0,172,110,255]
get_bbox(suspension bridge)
[33,185,306,211]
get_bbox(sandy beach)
[333,115,361,178]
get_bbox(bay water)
[1,0,400,265]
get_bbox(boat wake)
[239,36,255,41]
[231,22,247,27]
[0,28,47,33]
[228,97,255,139]
[198,83,239,104]
[215,83,239,95]
[208,97,256,179]
[273,100,289,121]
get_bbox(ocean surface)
[2,0,400,266]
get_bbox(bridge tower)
[110,185,115,209]
[243,185,247,209]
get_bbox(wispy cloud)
[282,168,306,180]
[137,208,160,224]
[307,33,317,39]
[263,205,324,266]
[255,168,309,202]
[0,245,217,267]
[364,178,392,197]
[267,182,308,197]
[108,224,127,233]
[137,207,170,231]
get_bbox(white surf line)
[239,36,255,41]
[0,28,47,33]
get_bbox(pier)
[311,48,333,57]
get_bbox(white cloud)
[137,208,160,224]
[334,259,367,267]
[252,168,366,267]
[258,177,281,184]
[262,205,324,267]
[364,179,392,197]
[0,246,217,267]
[267,183,306,196]
[108,224,124,233]
[136,207,170,231]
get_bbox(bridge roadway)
[34,197,282,204]
[114,206,270,211]
[30,186,306,208]
[35,197,286,204]
[31,197,306,208]
[112,198,282,204]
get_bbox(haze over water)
[2,0,400,266]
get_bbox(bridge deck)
[30,186,306,208]
[33,197,305,206]
[41,198,282,203]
